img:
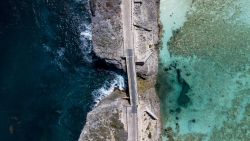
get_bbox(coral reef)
[159,0,250,140]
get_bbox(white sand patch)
[159,0,193,66]
[234,0,250,26]
[159,0,250,140]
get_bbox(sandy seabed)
[159,0,250,140]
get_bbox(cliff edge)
[79,0,161,140]
[90,0,160,78]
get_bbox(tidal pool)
[158,0,250,140]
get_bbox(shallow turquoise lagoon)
[159,0,250,140]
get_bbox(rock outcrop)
[79,83,162,141]
[91,0,124,69]
[79,0,161,140]
[78,91,128,141]
[133,0,160,78]
[90,0,160,78]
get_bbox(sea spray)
[0,0,114,140]
[79,23,93,62]
[92,74,125,107]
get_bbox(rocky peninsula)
[78,0,162,140]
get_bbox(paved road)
[126,49,138,141]
[122,0,139,141]
[127,49,138,113]
[122,0,133,52]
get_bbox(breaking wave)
[92,74,125,107]
[79,22,93,63]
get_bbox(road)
[126,49,138,141]
[122,0,139,141]
[127,49,138,113]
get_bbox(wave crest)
[92,74,125,107]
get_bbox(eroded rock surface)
[79,84,162,141]
[79,0,161,140]
[133,0,160,78]
[91,0,160,78]
[78,91,128,141]
[91,0,124,69]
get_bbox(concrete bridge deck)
[122,0,139,140]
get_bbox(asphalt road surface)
[122,0,139,140]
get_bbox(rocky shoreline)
[78,0,162,140]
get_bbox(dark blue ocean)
[0,0,124,141]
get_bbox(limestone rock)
[78,91,128,141]
[91,0,160,78]
[91,0,124,69]
[79,0,161,140]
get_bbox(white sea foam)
[92,74,125,107]
[42,44,51,52]
[57,48,65,57]
[80,30,92,40]
[79,24,93,62]
[42,44,66,70]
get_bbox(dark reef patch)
[176,67,191,107]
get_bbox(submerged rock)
[159,0,250,140]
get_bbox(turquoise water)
[159,0,250,140]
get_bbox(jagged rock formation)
[133,0,160,78]
[79,0,161,140]
[78,91,128,141]
[90,0,160,78]
[79,83,162,141]
[90,0,124,69]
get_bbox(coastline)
[78,0,162,140]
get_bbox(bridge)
[122,0,139,140]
